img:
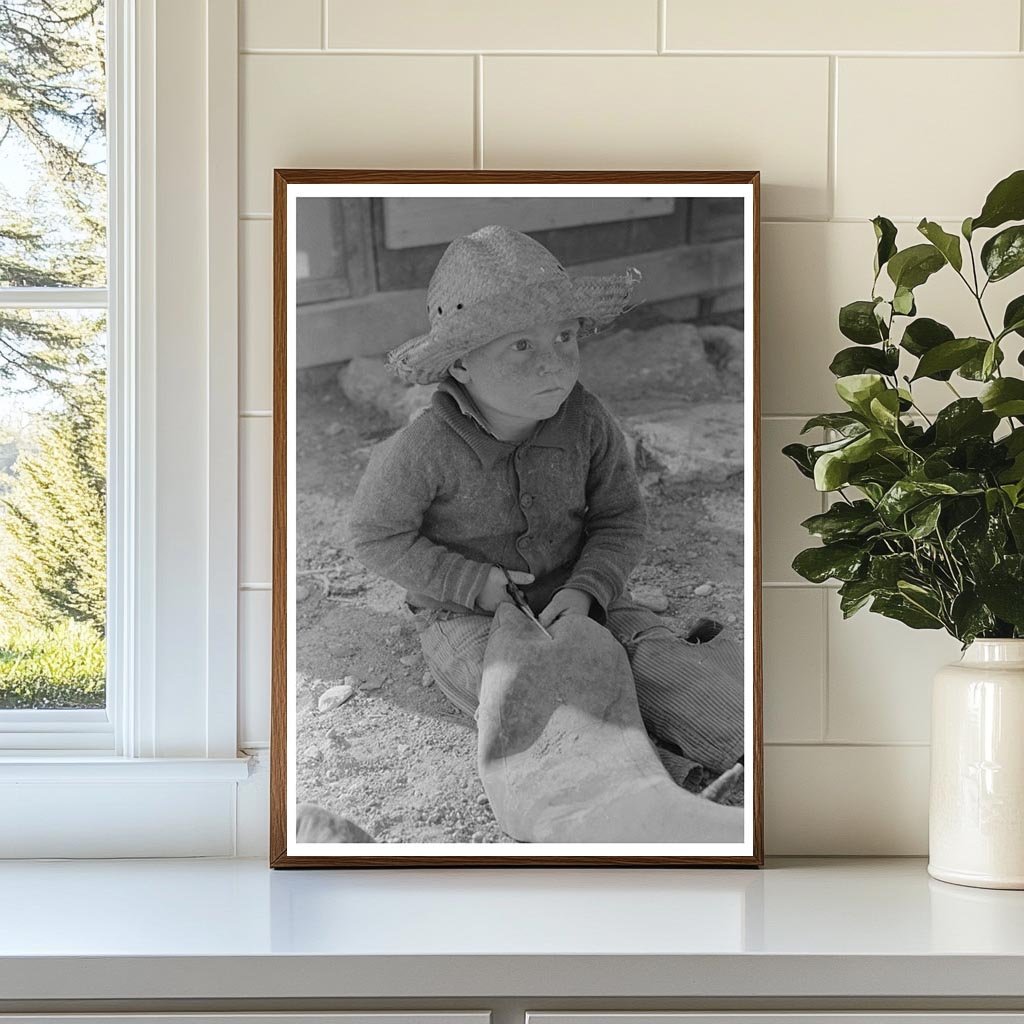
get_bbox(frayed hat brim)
[386,267,642,385]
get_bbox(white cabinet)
[528,1017,1024,1024]
[0,1017,489,1024]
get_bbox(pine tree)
[0,2,107,642]
[0,370,105,633]
[0,0,106,397]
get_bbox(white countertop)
[1,856,1023,1001]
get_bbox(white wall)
[234,0,1024,854]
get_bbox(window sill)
[0,755,255,857]
[0,754,252,782]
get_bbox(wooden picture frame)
[271,170,763,867]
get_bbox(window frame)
[0,5,116,749]
[0,0,248,856]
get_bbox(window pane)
[0,1,107,289]
[0,309,106,710]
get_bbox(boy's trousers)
[409,591,745,775]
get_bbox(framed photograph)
[270,170,762,867]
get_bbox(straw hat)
[385,224,643,385]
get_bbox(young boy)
[346,224,744,777]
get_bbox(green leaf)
[1006,428,1024,457]
[868,552,915,587]
[871,594,943,630]
[1003,295,1024,340]
[829,345,900,378]
[900,318,955,381]
[877,479,958,524]
[962,216,974,241]
[792,542,866,583]
[933,399,999,445]
[982,341,1001,381]
[981,225,1024,282]
[911,337,988,381]
[814,450,851,491]
[908,500,943,539]
[835,373,887,414]
[979,378,1024,418]
[800,413,866,435]
[917,219,963,272]
[872,215,898,278]
[838,578,882,618]
[839,300,887,345]
[985,487,1009,514]
[971,168,1024,232]
[845,432,888,466]
[1008,508,1024,548]
[782,442,815,479]
[868,389,902,431]
[976,576,1024,629]
[959,344,1004,381]
[886,243,946,291]
[800,500,879,543]
[892,286,916,316]
[950,592,996,644]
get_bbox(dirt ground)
[294,302,746,844]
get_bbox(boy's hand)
[538,587,593,628]
[475,566,535,613]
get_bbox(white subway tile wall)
[240,220,273,412]
[664,0,1021,54]
[483,56,831,220]
[326,0,659,51]
[236,0,1024,852]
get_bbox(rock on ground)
[318,684,354,712]
[624,403,745,483]
[296,803,376,843]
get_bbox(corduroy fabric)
[410,595,745,775]
[346,378,647,623]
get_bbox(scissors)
[499,564,553,640]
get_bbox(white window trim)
[0,0,249,855]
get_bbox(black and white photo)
[271,172,762,867]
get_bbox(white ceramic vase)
[929,638,1024,889]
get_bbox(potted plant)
[784,168,1024,889]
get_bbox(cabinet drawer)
[0,1016,490,1024]
[528,1016,1024,1024]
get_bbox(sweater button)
[520,494,533,508]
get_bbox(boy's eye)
[558,330,575,343]
[512,338,530,351]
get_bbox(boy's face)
[449,317,582,423]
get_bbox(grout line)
[240,213,271,221]
[237,47,1024,57]
[820,587,830,742]
[765,740,931,748]
[321,0,328,50]
[240,410,272,417]
[240,583,272,591]
[827,56,837,220]
[240,47,659,56]
[657,0,666,54]
[761,585,839,593]
[474,55,483,169]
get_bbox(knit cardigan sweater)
[346,377,648,625]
